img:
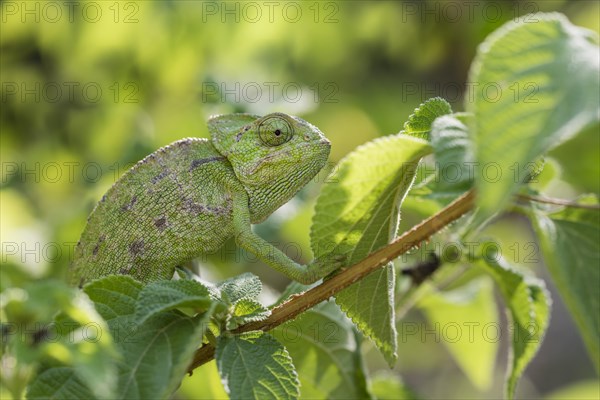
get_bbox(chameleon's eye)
[258,115,293,147]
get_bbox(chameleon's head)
[210,112,331,221]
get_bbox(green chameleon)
[69,112,342,287]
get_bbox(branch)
[187,190,476,372]
[517,193,600,210]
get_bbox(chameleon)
[68,112,343,287]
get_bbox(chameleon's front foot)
[296,252,348,285]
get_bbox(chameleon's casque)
[69,113,334,286]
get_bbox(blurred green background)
[1,1,598,398]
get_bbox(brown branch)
[187,190,476,373]
[517,193,600,210]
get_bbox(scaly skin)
[69,113,340,287]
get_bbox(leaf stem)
[187,190,476,372]
[517,194,600,210]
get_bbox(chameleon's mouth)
[243,141,330,184]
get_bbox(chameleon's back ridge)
[69,138,236,286]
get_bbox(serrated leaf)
[217,272,262,304]
[532,198,600,370]
[477,246,551,399]
[418,278,498,390]
[333,270,396,365]
[83,275,213,399]
[84,275,143,321]
[114,311,212,399]
[311,133,432,366]
[14,282,117,399]
[402,97,453,140]
[135,279,216,325]
[27,367,94,399]
[272,301,371,399]
[430,114,475,192]
[216,331,300,400]
[467,13,600,220]
[227,298,271,330]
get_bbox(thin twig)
[518,194,600,210]
[187,190,476,372]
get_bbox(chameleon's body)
[69,113,338,287]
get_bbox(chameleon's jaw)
[242,140,329,180]
[245,138,331,222]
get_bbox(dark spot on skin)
[120,195,138,212]
[184,200,206,215]
[92,235,105,256]
[216,205,229,216]
[184,199,229,216]
[100,194,107,203]
[189,156,225,172]
[214,205,230,216]
[129,240,144,256]
[151,170,169,184]
[235,125,252,142]
[118,266,134,275]
[154,216,168,231]
[78,278,85,289]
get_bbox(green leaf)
[402,97,453,140]
[83,275,213,399]
[334,270,397,365]
[311,133,431,366]
[532,197,600,370]
[217,272,262,304]
[83,275,143,321]
[53,291,118,399]
[430,114,475,192]
[467,13,600,219]
[135,279,216,325]
[418,278,498,390]
[477,246,551,399]
[370,371,417,400]
[227,298,270,330]
[114,311,212,399]
[216,331,300,400]
[272,301,371,399]
[527,157,559,192]
[27,367,94,400]
[9,281,117,399]
[549,122,600,193]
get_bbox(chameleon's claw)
[314,252,349,277]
